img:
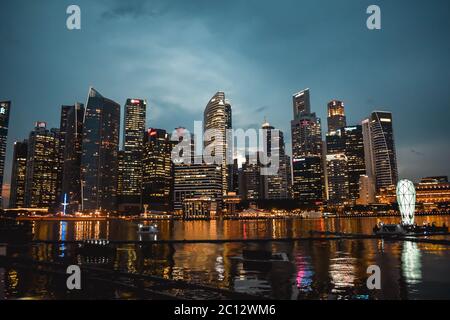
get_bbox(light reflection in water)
[2,216,449,299]
[402,241,422,285]
[329,254,357,293]
[59,221,67,257]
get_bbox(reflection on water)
[1,216,449,300]
[402,242,422,285]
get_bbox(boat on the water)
[373,223,407,236]
[137,223,158,234]
[373,222,448,236]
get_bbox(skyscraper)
[326,153,349,204]
[362,111,398,192]
[141,128,173,211]
[121,99,147,209]
[173,158,223,212]
[0,101,11,207]
[24,122,60,209]
[10,140,28,208]
[343,125,366,202]
[60,103,84,213]
[117,150,125,201]
[204,92,232,196]
[327,100,346,132]
[240,153,262,201]
[292,89,311,118]
[291,90,324,204]
[292,157,324,203]
[81,88,120,212]
[261,120,290,200]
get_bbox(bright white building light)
[396,179,416,225]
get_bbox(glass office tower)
[0,101,11,207]
[81,88,120,212]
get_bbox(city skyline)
[1,0,450,202]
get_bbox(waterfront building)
[9,140,28,208]
[203,92,232,196]
[228,158,239,194]
[57,105,71,208]
[327,100,346,132]
[377,176,450,211]
[326,153,349,205]
[343,125,366,201]
[0,101,11,207]
[290,89,324,204]
[241,159,261,201]
[24,122,60,209]
[362,111,398,192]
[356,175,376,205]
[292,156,324,203]
[120,99,147,209]
[117,150,125,203]
[60,103,84,213]
[182,197,218,219]
[141,128,173,212]
[260,120,290,200]
[81,88,120,212]
[173,157,223,213]
[223,192,241,216]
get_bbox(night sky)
[1,0,449,203]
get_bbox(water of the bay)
[1,216,449,300]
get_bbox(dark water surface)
[1,216,449,300]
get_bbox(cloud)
[255,105,269,113]
[410,149,425,157]
[100,0,162,20]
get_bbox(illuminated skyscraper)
[60,103,84,213]
[81,88,120,212]
[173,158,223,212]
[0,101,11,207]
[292,89,311,118]
[327,100,346,132]
[356,175,375,205]
[290,90,324,203]
[24,122,60,209]
[292,157,324,203]
[141,128,173,211]
[362,111,398,192]
[240,153,262,201]
[260,120,291,200]
[203,92,232,196]
[343,125,366,201]
[117,150,125,200]
[10,140,28,208]
[121,99,147,209]
[326,153,349,204]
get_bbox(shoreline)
[2,211,449,222]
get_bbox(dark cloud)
[1,0,449,186]
[255,106,269,113]
[410,149,425,157]
[100,0,162,20]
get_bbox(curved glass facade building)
[81,88,120,212]
[363,111,398,192]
